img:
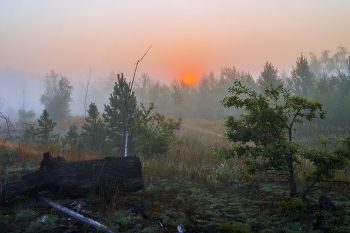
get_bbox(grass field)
[1,118,350,232]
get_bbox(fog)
[1,0,350,121]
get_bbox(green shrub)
[217,222,252,233]
[108,210,142,228]
[140,225,160,233]
[0,148,16,165]
[27,215,59,232]
[15,209,36,221]
[0,215,10,231]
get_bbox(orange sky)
[1,0,350,85]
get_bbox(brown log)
[0,152,144,203]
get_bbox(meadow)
[1,118,350,233]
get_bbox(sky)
[1,0,350,115]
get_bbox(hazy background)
[1,0,350,116]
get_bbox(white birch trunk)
[36,195,117,233]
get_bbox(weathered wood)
[36,194,117,233]
[0,152,144,203]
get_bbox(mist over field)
[2,2,350,232]
[1,0,350,121]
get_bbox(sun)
[181,74,197,86]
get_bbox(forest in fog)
[0,46,349,158]
[1,46,350,133]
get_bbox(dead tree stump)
[0,152,144,203]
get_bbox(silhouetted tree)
[17,87,35,127]
[287,53,315,97]
[64,123,80,147]
[40,70,73,121]
[171,85,185,110]
[36,110,59,144]
[257,62,283,93]
[80,103,107,153]
[309,46,348,77]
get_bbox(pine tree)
[36,110,58,144]
[64,123,80,147]
[103,74,139,155]
[257,61,283,93]
[80,103,106,153]
[287,53,315,97]
[171,85,185,110]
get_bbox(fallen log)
[36,194,117,233]
[0,152,144,203]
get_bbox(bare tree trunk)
[0,112,14,148]
[289,157,297,198]
[124,45,152,157]
[84,68,93,122]
[37,195,117,233]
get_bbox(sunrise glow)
[181,75,197,86]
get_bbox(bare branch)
[84,68,93,121]
[124,45,152,157]
[129,45,152,99]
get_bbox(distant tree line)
[13,46,350,151]
[23,74,182,158]
[132,47,350,129]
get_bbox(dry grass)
[1,118,350,232]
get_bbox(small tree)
[17,86,35,127]
[36,110,58,144]
[64,123,80,147]
[257,61,283,93]
[287,53,315,97]
[103,74,139,155]
[211,81,329,198]
[134,103,182,159]
[80,103,106,153]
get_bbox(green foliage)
[281,198,307,219]
[16,108,35,126]
[257,61,283,93]
[0,214,10,231]
[217,222,252,233]
[300,133,350,199]
[80,103,107,153]
[212,81,327,198]
[0,148,16,165]
[134,103,182,158]
[307,60,350,127]
[36,110,59,145]
[15,209,36,221]
[309,46,348,78]
[108,210,142,229]
[171,84,185,109]
[287,53,315,97]
[40,70,73,121]
[63,123,80,147]
[27,214,59,232]
[103,73,139,155]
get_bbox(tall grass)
[2,119,350,232]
